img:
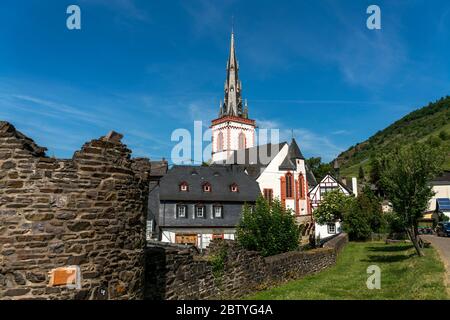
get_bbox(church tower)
[211,31,256,163]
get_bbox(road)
[422,235,450,289]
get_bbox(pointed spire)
[220,29,246,118]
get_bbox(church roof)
[224,142,287,178]
[278,138,305,171]
[305,164,318,187]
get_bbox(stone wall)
[145,235,348,300]
[323,233,349,254]
[0,122,150,300]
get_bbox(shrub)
[210,243,228,279]
[439,130,449,141]
[314,190,353,225]
[342,202,372,241]
[236,197,300,257]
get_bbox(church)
[210,31,317,236]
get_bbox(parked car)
[435,222,450,237]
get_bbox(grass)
[246,242,449,300]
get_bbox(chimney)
[352,177,358,197]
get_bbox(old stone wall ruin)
[0,122,150,300]
[145,234,348,300]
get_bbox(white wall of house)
[428,184,450,211]
[315,221,342,239]
[160,228,236,249]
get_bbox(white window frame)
[196,206,205,218]
[177,205,187,218]
[214,206,223,218]
[327,223,336,234]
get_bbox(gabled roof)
[279,138,305,171]
[225,142,287,178]
[309,173,353,196]
[158,165,260,202]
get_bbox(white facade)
[211,118,255,163]
[315,221,342,239]
[309,174,352,210]
[308,174,354,239]
[161,229,236,250]
[428,184,450,211]
[254,144,311,216]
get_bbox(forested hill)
[336,96,450,177]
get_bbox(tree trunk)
[406,227,424,257]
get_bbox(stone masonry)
[145,234,349,300]
[0,122,150,300]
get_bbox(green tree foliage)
[314,188,384,241]
[358,166,365,180]
[342,187,385,240]
[236,197,300,257]
[439,130,449,141]
[342,203,372,241]
[380,142,445,256]
[314,190,352,225]
[335,96,450,174]
[357,186,385,233]
[305,157,334,182]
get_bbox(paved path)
[422,235,450,291]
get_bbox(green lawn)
[246,242,449,300]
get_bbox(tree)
[306,157,334,182]
[358,166,365,180]
[380,143,445,256]
[342,187,385,240]
[314,190,353,225]
[342,202,372,241]
[369,155,387,196]
[236,197,300,257]
[357,186,385,233]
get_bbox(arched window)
[299,174,304,199]
[217,132,224,152]
[238,132,246,149]
[285,173,293,198]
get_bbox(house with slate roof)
[149,165,260,249]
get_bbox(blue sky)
[1,0,450,163]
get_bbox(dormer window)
[179,182,189,192]
[202,182,211,192]
[230,183,239,192]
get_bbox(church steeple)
[220,31,245,118]
[211,29,255,163]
